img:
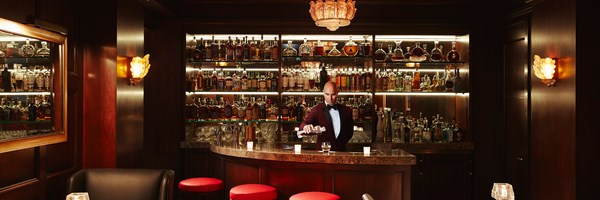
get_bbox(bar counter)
[210,142,417,166]
[202,142,417,200]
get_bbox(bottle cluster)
[186,35,279,62]
[186,69,278,92]
[376,108,464,143]
[374,68,464,92]
[0,39,51,58]
[186,96,278,121]
[1,65,52,92]
[282,36,371,57]
[373,40,461,62]
[0,96,52,122]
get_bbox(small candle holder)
[294,144,302,154]
[363,146,371,155]
[491,183,515,200]
[246,141,254,151]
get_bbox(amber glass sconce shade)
[117,54,151,85]
[533,55,557,87]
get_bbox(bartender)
[299,81,354,151]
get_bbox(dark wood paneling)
[0,148,36,188]
[503,19,530,200]
[530,0,576,199]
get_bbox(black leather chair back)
[66,168,174,200]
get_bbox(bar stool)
[229,183,277,200]
[178,177,224,200]
[289,191,340,200]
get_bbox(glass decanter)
[327,43,342,57]
[342,36,358,57]
[391,41,405,62]
[447,41,461,62]
[429,40,444,62]
[35,41,51,57]
[314,40,325,56]
[282,40,297,57]
[386,44,394,62]
[298,38,312,56]
[409,42,426,62]
[373,43,387,62]
[20,39,36,57]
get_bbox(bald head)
[323,81,339,105]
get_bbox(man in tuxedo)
[299,81,354,151]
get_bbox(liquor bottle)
[447,41,461,62]
[249,37,257,60]
[373,43,387,62]
[327,43,342,57]
[237,98,246,119]
[319,64,328,90]
[362,35,372,56]
[252,97,260,120]
[263,41,272,61]
[270,72,278,91]
[226,36,235,61]
[258,73,267,91]
[403,46,412,61]
[245,98,253,121]
[235,37,243,61]
[343,36,358,57]
[5,41,19,57]
[2,67,11,92]
[225,72,233,91]
[422,43,430,62]
[21,39,36,57]
[299,38,311,56]
[192,38,204,61]
[242,36,251,61]
[296,99,304,122]
[314,40,325,56]
[391,41,405,62]
[429,40,443,62]
[412,70,421,91]
[409,42,426,62]
[271,37,279,61]
[453,68,463,92]
[444,69,454,92]
[185,98,199,120]
[258,35,265,60]
[241,69,248,91]
[282,41,297,57]
[224,100,233,119]
[352,99,359,120]
[211,37,219,61]
[386,44,393,62]
[280,98,289,121]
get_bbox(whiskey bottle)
[192,38,204,61]
[447,41,461,62]
[409,42,426,62]
[226,36,235,61]
[235,37,243,61]
[242,36,251,61]
[319,64,328,90]
[314,40,325,56]
[362,35,372,56]
[453,68,463,92]
[271,37,280,61]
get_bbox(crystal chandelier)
[309,0,357,31]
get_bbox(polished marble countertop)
[210,142,417,166]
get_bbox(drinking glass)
[66,192,90,200]
[321,142,331,153]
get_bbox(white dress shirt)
[327,103,341,139]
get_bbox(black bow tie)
[326,104,338,110]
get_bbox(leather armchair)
[66,168,175,200]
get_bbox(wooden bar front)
[210,143,416,200]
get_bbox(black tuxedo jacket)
[300,103,354,151]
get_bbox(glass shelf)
[0,92,52,96]
[0,120,52,125]
[0,57,52,65]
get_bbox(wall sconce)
[117,54,151,85]
[491,183,515,200]
[533,55,557,87]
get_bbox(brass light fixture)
[309,0,357,31]
[117,54,151,85]
[533,55,557,87]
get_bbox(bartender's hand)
[302,124,314,134]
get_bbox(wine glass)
[321,142,331,153]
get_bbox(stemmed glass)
[321,142,331,153]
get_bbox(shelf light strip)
[186,91,279,95]
[375,35,469,42]
[282,92,371,96]
[186,68,279,72]
[374,92,469,96]
[0,92,52,96]
[281,35,371,41]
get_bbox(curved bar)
[211,142,417,165]
[210,142,416,200]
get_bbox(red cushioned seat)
[178,177,224,193]
[230,184,277,200]
[290,191,340,200]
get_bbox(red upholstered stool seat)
[290,191,340,200]
[229,184,277,200]
[179,177,224,193]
